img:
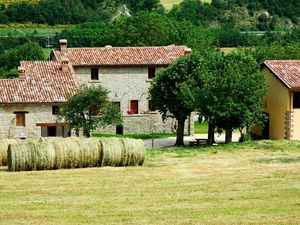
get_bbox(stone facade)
[0,103,68,138]
[74,66,160,115]
[74,66,194,135]
[97,113,193,135]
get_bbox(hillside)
[0,0,37,4]
[0,0,298,30]
[161,0,210,10]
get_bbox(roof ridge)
[60,45,187,50]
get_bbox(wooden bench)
[189,138,208,147]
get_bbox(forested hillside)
[0,0,299,79]
[0,0,298,30]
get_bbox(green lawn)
[92,132,176,139]
[194,121,208,134]
[0,27,64,36]
[1,140,300,224]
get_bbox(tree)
[59,86,123,137]
[0,41,44,79]
[149,53,204,146]
[196,51,266,143]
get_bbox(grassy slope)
[1,140,300,224]
[161,0,211,10]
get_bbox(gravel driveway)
[143,133,240,149]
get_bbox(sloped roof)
[263,60,300,90]
[52,45,190,66]
[0,61,79,104]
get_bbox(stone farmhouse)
[0,39,193,138]
[260,60,300,140]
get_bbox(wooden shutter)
[16,114,25,126]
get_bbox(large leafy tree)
[197,51,266,143]
[59,86,122,137]
[149,53,204,146]
[0,41,44,79]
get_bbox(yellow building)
[262,60,300,140]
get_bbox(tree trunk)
[175,118,185,146]
[83,129,91,138]
[208,122,215,144]
[225,128,233,144]
[75,128,79,137]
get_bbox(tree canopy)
[149,53,205,146]
[59,86,122,137]
[0,41,44,79]
[195,51,266,143]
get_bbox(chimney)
[60,39,68,52]
[61,57,69,72]
[18,66,26,79]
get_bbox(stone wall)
[96,113,193,135]
[0,103,60,138]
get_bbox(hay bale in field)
[8,139,56,171]
[121,138,145,166]
[7,137,145,171]
[0,139,19,167]
[100,138,124,166]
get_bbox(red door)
[130,100,138,114]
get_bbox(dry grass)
[0,139,19,167]
[161,0,211,10]
[7,137,145,171]
[0,140,300,224]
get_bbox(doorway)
[47,126,57,137]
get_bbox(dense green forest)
[0,0,299,30]
[0,0,300,78]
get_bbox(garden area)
[0,140,300,224]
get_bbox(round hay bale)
[7,137,145,171]
[121,138,145,166]
[99,138,124,167]
[8,139,37,171]
[49,137,81,169]
[8,139,56,171]
[0,139,19,167]
[71,138,102,168]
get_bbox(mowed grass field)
[0,27,63,36]
[1,140,300,224]
[161,0,211,10]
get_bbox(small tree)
[59,86,122,137]
[149,53,204,146]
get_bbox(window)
[130,100,138,114]
[16,113,25,127]
[91,68,99,80]
[293,92,300,108]
[148,100,156,111]
[52,105,60,115]
[148,67,156,79]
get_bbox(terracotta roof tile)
[264,60,300,89]
[0,61,79,104]
[53,45,190,66]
